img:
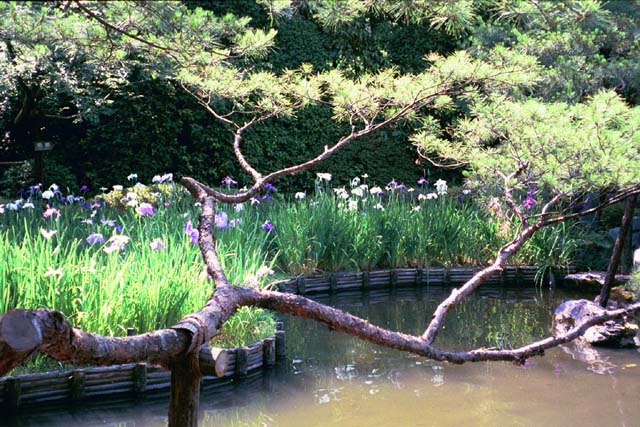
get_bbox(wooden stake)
[168,353,201,427]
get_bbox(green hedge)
[1,4,462,195]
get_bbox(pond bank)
[6,284,640,427]
[277,265,576,295]
[2,264,577,414]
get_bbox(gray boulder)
[553,299,638,348]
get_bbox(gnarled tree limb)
[3,283,640,377]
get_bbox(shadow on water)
[6,284,640,427]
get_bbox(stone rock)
[553,299,638,348]
[563,272,631,294]
[610,286,637,304]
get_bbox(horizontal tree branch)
[245,285,640,363]
[0,283,254,376]
[4,285,639,377]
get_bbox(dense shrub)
[0,4,462,194]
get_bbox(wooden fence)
[276,266,575,295]
[0,323,286,412]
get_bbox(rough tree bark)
[620,197,636,275]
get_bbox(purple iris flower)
[417,177,428,185]
[215,211,228,229]
[152,173,173,184]
[387,179,398,188]
[261,194,273,202]
[221,176,237,186]
[135,202,155,216]
[86,232,105,246]
[261,220,275,232]
[101,219,116,227]
[264,183,276,192]
[229,218,241,228]
[80,185,89,193]
[184,220,199,245]
[522,188,537,210]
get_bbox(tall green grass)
[1,178,582,351]
[262,186,579,274]
[0,188,275,349]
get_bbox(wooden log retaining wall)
[0,265,574,412]
[278,266,575,295]
[0,324,284,412]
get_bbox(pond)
[6,285,640,426]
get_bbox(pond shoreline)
[0,264,578,414]
[278,265,577,295]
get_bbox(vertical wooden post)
[235,347,249,377]
[168,353,201,427]
[297,277,306,295]
[71,369,85,402]
[275,322,286,359]
[263,337,276,367]
[416,268,423,287]
[133,363,147,396]
[330,274,338,293]
[390,269,398,288]
[362,271,370,289]
[5,377,21,412]
[127,327,137,336]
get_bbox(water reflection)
[6,285,640,427]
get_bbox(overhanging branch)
[5,284,638,377]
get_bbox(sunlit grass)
[1,176,582,364]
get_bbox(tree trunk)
[620,197,636,274]
[599,194,637,307]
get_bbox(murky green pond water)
[7,285,640,427]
